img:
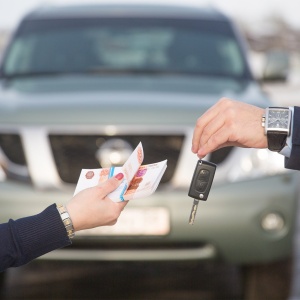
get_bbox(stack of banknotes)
[74,142,167,202]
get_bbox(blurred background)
[1,0,300,106]
[1,1,300,299]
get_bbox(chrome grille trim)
[20,127,62,188]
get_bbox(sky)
[0,0,299,31]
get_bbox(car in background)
[0,3,298,298]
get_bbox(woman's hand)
[66,173,127,231]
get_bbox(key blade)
[189,199,199,225]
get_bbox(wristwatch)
[262,107,291,152]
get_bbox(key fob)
[188,160,217,201]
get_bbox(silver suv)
[0,3,298,298]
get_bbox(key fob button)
[200,169,209,175]
[199,169,209,179]
[196,180,207,192]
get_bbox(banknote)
[74,142,167,202]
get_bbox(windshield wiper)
[1,69,249,80]
[86,68,248,79]
[1,71,67,80]
[1,69,181,79]
[85,67,187,76]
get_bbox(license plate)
[76,207,170,236]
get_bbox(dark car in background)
[0,3,298,298]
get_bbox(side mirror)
[262,50,290,82]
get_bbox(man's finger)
[198,127,232,157]
[192,99,225,153]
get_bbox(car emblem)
[95,138,133,168]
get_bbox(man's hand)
[192,98,267,158]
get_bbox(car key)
[188,160,217,225]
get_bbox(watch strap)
[56,204,75,239]
[267,131,287,152]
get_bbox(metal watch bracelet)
[56,204,75,239]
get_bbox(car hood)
[0,75,270,125]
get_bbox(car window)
[2,17,249,79]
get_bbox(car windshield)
[2,17,250,79]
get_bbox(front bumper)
[0,172,299,265]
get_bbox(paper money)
[74,142,167,202]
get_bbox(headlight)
[227,148,289,182]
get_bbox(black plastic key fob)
[188,160,217,201]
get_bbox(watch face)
[267,108,290,130]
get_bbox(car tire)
[241,256,293,300]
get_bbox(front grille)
[0,134,27,165]
[49,135,184,184]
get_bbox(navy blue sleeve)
[285,106,300,171]
[0,204,71,272]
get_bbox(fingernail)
[197,150,204,159]
[115,173,124,180]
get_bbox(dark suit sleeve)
[0,204,71,272]
[285,106,300,171]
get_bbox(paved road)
[1,261,243,299]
